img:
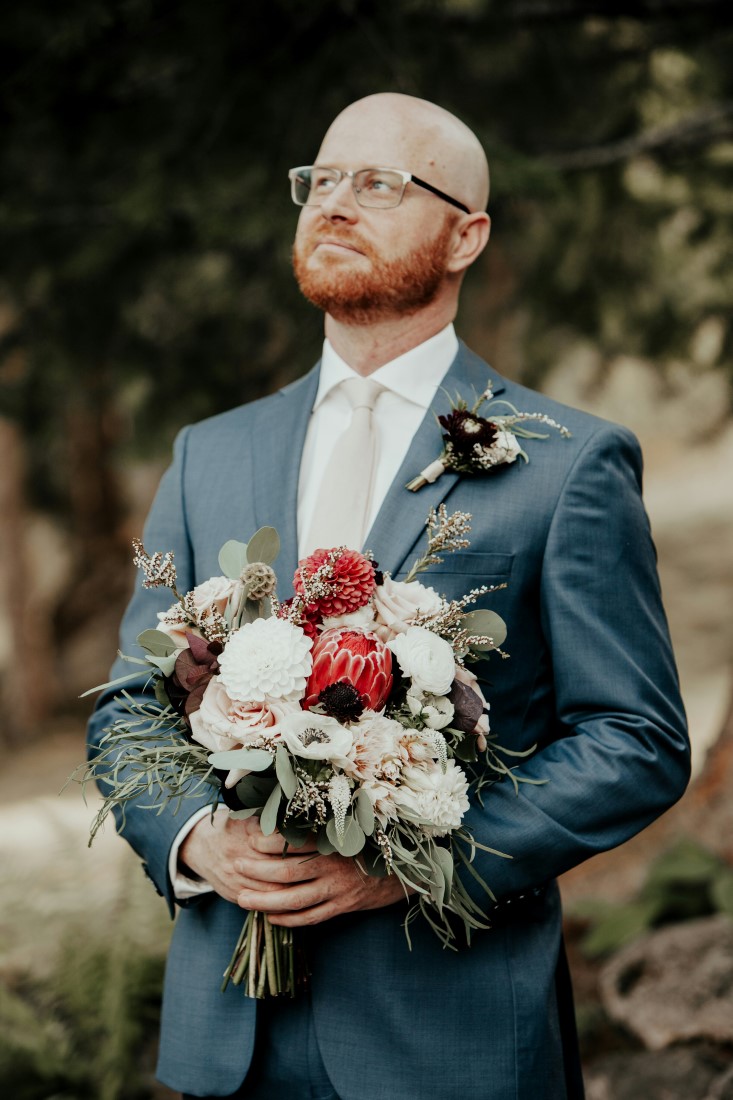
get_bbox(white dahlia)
[394,760,470,837]
[218,616,313,703]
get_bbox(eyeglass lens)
[292,167,406,209]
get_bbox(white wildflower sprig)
[132,538,179,594]
[413,583,510,661]
[404,505,472,582]
[181,590,229,644]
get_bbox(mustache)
[302,229,372,255]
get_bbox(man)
[89,93,690,1099]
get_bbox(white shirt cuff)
[168,805,225,900]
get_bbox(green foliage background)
[1,0,731,518]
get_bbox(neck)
[324,300,457,376]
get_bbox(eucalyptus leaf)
[461,609,507,650]
[246,526,280,565]
[359,843,389,878]
[429,865,446,912]
[326,815,365,857]
[433,846,454,895]
[260,783,282,836]
[316,831,337,856]
[228,807,259,820]
[355,789,375,836]
[146,654,178,676]
[208,748,274,771]
[137,629,180,657]
[154,679,170,707]
[452,735,478,763]
[234,774,277,809]
[79,667,149,697]
[218,539,249,579]
[275,746,298,800]
[279,819,311,848]
[237,598,263,625]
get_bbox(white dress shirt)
[169,323,460,897]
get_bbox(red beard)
[292,219,454,324]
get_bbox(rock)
[584,1045,732,1100]
[599,914,733,1050]
[705,1063,733,1100]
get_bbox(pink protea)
[294,548,376,619]
[303,628,393,713]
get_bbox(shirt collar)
[313,324,459,411]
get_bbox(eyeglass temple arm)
[410,175,471,215]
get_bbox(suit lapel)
[251,342,505,592]
[252,364,321,592]
[364,342,505,579]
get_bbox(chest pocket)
[420,551,514,601]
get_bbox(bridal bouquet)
[81,507,526,999]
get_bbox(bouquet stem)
[222,911,307,999]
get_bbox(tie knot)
[340,376,384,412]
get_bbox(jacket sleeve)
[460,423,690,903]
[86,426,218,915]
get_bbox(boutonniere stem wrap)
[406,383,571,492]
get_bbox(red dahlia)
[276,597,321,639]
[294,548,376,619]
[303,628,393,713]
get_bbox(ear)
[446,213,491,274]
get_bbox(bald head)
[316,93,490,213]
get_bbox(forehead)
[315,109,447,177]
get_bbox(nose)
[318,175,359,223]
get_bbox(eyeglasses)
[288,165,470,214]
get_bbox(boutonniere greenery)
[406,383,571,492]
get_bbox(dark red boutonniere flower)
[406,382,571,491]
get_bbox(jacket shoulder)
[181,364,319,445]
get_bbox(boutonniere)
[406,383,571,492]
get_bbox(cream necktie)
[303,377,384,555]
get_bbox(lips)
[309,235,369,257]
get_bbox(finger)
[267,901,343,927]
[237,880,331,913]
[234,854,322,886]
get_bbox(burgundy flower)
[438,410,498,458]
[294,548,376,618]
[168,633,223,719]
[303,628,393,713]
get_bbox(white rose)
[373,577,444,642]
[280,712,353,763]
[387,626,455,696]
[190,681,297,786]
[157,575,241,647]
[489,429,521,464]
[406,690,454,731]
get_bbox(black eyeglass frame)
[288,165,471,215]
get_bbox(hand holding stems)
[180,809,408,924]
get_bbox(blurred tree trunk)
[0,417,57,742]
[53,393,131,653]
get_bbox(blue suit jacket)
[88,343,690,1099]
